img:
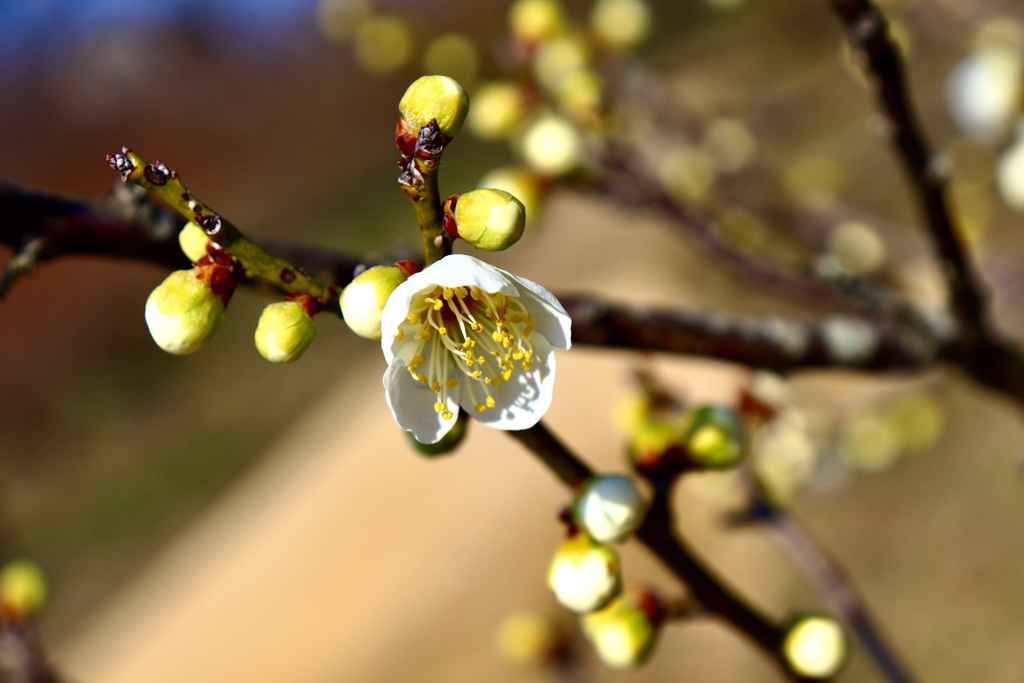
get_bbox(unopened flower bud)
[509,0,567,43]
[682,405,745,469]
[478,166,544,226]
[145,266,232,355]
[590,0,652,50]
[627,417,688,479]
[581,586,662,669]
[178,220,211,263]
[0,560,48,619]
[520,114,584,177]
[997,132,1024,211]
[496,610,570,667]
[446,188,526,251]
[255,299,317,363]
[782,614,848,679]
[547,533,621,614]
[467,81,529,140]
[399,75,470,137]
[341,264,413,340]
[574,475,647,543]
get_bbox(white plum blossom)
[380,254,571,443]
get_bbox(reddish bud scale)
[395,117,419,157]
[443,195,459,238]
[192,248,239,307]
[738,387,777,426]
[284,292,320,317]
[394,260,422,277]
[636,590,666,626]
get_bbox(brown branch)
[508,422,824,682]
[0,619,63,683]
[0,180,366,300]
[569,163,923,328]
[825,0,1024,409]
[827,0,986,334]
[742,495,918,683]
[561,294,939,373]
[5,179,1024,406]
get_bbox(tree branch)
[508,422,824,682]
[561,294,939,373]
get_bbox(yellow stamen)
[402,283,539,418]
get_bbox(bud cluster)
[146,225,324,363]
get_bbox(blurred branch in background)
[2,0,1024,681]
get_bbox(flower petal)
[463,333,556,430]
[383,360,461,444]
[497,268,572,350]
[380,279,433,364]
[414,253,520,295]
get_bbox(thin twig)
[825,0,987,343]
[561,294,940,373]
[508,422,825,682]
[747,497,918,683]
[825,0,1024,409]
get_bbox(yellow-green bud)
[782,614,848,679]
[0,560,48,618]
[581,586,661,669]
[144,268,228,355]
[467,81,528,140]
[574,475,647,543]
[547,533,621,614]
[450,188,526,251]
[520,114,584,177]
[254,300,317,363]
[478,166,544,227]
[496,610,570,667]
[399,75,470,137]
[590,0,652,50]
[509,0,567,43]
[341,265,410,340]
[627,416,688,479]
[178,220,210,263]
[682,405,745,469]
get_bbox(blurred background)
[2,0,1024,681]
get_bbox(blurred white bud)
[547,533,621,614]
[575,475,647,543]
[946,47,1024,140]
[827,220,887,276]
[520,114,584,176]
[590,0,652,50]
[996,129,1024,210]
[782,615,848,679]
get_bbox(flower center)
[402,285,535,420]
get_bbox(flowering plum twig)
[742,494,917,683]
[508,421,827,682]
[0,181,968,381]
[105,148,340,312]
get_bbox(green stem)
[107,148,338,309]
[396,119,452,266]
